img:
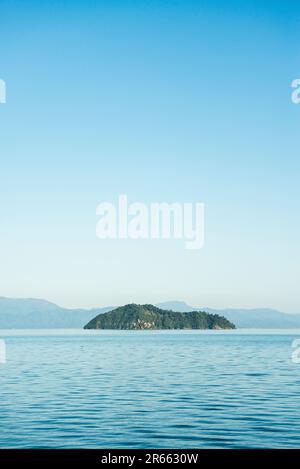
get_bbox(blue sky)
[0,0,299,312]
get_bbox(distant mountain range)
[0,297,113,328]
[0,297,299,329]
[84,304,235,330]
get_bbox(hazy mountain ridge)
[0,297,299,329]
[0,297,113,328]
[84,304,235,330]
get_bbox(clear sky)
[0,0,299,312]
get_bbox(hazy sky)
[0,0,299,312]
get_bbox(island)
[84,304,235,330]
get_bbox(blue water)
[0,329,300,448]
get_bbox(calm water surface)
[0,329,300,448]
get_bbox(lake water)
[0,329,300,448]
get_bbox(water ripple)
[1,329,300,448]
